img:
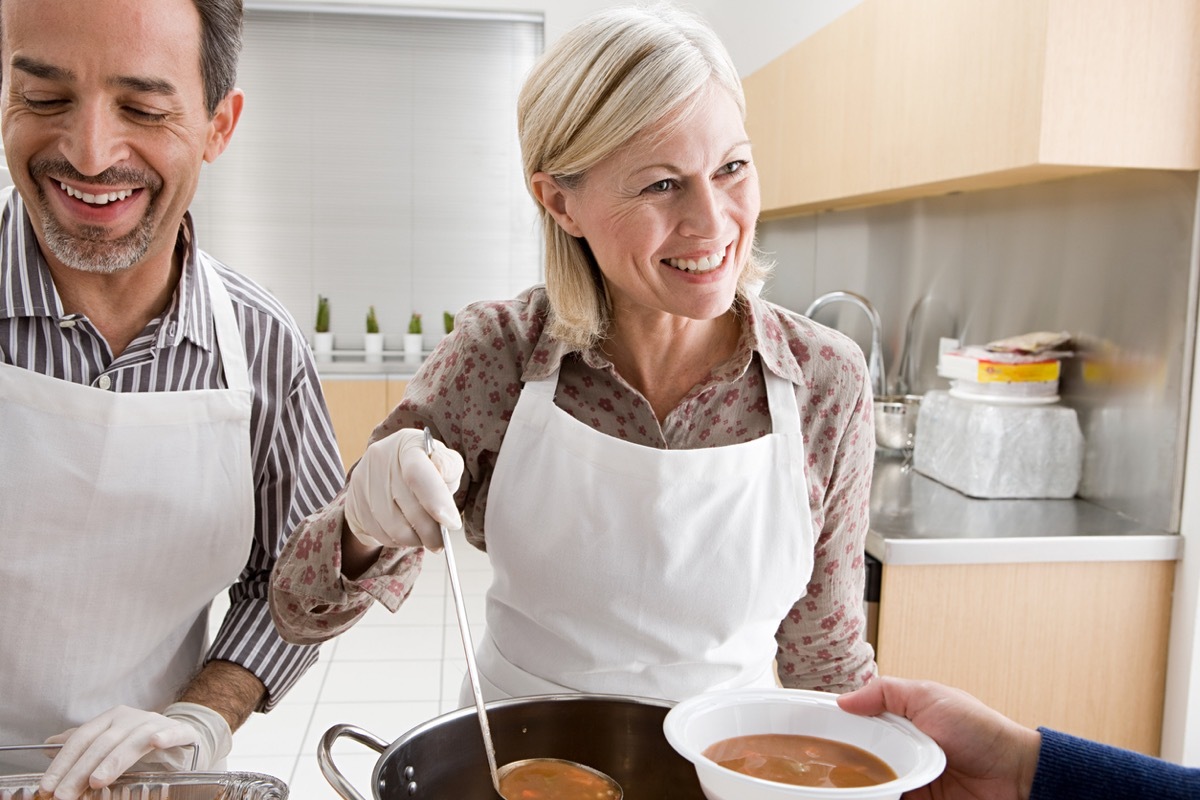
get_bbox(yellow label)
[975,361,1059,382]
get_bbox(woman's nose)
[679,181,725,239]
[60,103,130,178]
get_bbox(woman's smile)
[663,241,734,277]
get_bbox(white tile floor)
[212,529,493,800]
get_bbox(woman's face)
[547,82,760,324]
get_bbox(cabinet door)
[875,560,1174,756]
[744,0,1200,216]
[321,379,388,472]
[386,379,409,410]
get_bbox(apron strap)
[200,259,251,393]
[763,367,801,435]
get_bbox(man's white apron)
[0,230,254,758]
[469,362,814,703]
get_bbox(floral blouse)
[271,285,878,692]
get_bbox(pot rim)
[367,693,674,790]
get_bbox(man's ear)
[530,172,585,238]
[203,88,245,163]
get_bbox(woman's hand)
[344,428,464,552]
[837,676,1041,800]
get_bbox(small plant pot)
[312,331,334,361]
[363,332,384,364]
[404,332,424,358]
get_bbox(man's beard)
[29,160,161,275]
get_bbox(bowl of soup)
[662,688,945,800]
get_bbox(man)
[0,1,344,797]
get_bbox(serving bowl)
[663,688,945,800]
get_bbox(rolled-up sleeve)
[270,489,424,645]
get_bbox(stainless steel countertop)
[868,457,1182,566]
[316,353,425,378]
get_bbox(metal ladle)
[423,428,622,800]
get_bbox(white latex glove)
[344,428,464,550]
[40,703,231,799]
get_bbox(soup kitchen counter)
[865,458,1178,756]
[867,457,1181,566]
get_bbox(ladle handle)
[424,427,502,796]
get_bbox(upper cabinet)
[744,0,1200,218]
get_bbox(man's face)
[0,0,240,276]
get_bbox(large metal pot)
[319,694,706,800]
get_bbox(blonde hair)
[518,3,771,350]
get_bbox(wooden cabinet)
[320,378,409,471]
[743,0,1200,217]
[875,559,1175,755]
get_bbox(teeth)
[665,251,726,273]
[59,182,133,205]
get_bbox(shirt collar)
[0,190,213,352]
[520,289,807,388]
[164,213,215,353]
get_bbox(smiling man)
[0,1,343,797]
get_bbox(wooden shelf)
[744,0,1200,218]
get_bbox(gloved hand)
[40,703,232,799]
[344,428,464,551]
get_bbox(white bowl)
[663,688,945,800]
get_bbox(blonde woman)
[271,3,877,703]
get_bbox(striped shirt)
[0,190,344,711]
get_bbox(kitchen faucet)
[803,290,887,399]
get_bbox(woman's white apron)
[0,236,254,756]
[470,362,814,703]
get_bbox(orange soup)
[498,759,620,800]
[702,733,897,788]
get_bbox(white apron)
[469,361,814,703]
[0,242,254,760]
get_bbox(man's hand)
[38,703,231,800]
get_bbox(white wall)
[248,0,863,76]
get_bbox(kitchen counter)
[315,353,426,378]
[868,457,1182,566]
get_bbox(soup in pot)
[498,759,620,799]
[702,733,897,788]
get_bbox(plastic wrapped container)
[912,390,1083,499]
[0,772,288,800]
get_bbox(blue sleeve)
[1030,728,1200,800]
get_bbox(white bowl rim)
[663,687,947,798]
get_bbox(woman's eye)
[645,179,674,194]
[722,160,748,175]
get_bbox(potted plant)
[364,305,383,363]
[443,310,455,336]
[404,312,423,358]
[313,294,333,360]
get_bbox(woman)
[271,3,877,703]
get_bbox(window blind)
[190,6,545,348]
